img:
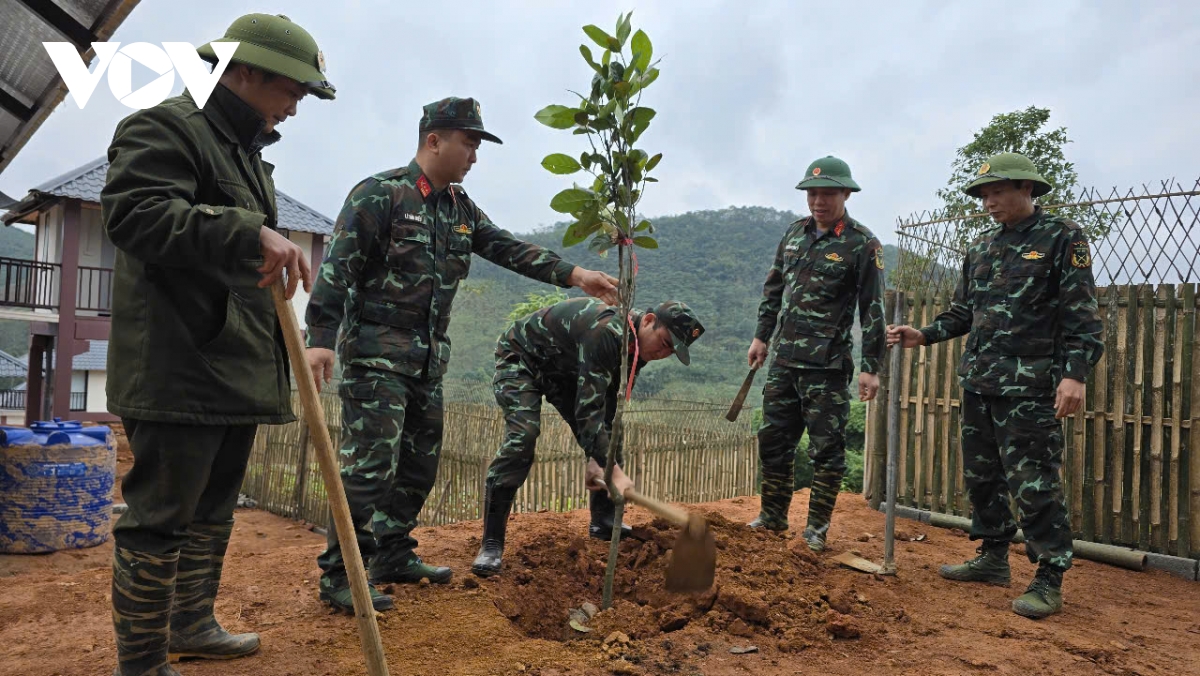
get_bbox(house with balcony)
[0,157,333,424]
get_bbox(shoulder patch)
[872,245,885,270]
[1071,240,1092,269]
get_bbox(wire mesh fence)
[893,178,1200,295]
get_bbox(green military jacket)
[305,159,577,380]
[755,213,887,373]
[100,85,293,424]
[496,298,645,464]
[920,207,1104,397]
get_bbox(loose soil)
[1,492,1197,676]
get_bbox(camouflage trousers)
[961,390,1073,571]
[486,361,616,490]
[757,366,850,533]
[317,365,444,582]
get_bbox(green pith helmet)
[197,13,336,100]
[961,152,1053,198]
[795,156,861,192]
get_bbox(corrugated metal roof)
[0,0,142,175]
[6,157,334,235]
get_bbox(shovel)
[622,488,716,592]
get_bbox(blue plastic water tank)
[0,418,116,553]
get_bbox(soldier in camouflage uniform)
[100,14,334,676]
[888,152,1103,619]
[471,298,705,577]
[747,156,886,552]
[304,97,619,612]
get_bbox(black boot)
[588,489,632,540]
[112,546,182,676]
[168,523,260,661]
[472,481,517,577]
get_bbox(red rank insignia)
[834,221,845,237]
[417,175,432,198]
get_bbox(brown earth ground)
[2,487,1199,676]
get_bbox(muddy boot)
[800,525,827,552]
[112,546,182,676]
[938,541,1012,586]
[318,574,394,614]
[472,481,517,577]
[802,467,842,551]
[588,489,632,540]
[748,468,793,531]
[1012,565,1064,619]
[370,555,453,585]
[168,523,259,661]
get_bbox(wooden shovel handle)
[623,488,691,528]
[270,283,390,676]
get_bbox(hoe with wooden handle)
[725,366,759,422]
[271,282,390,676]
[622,488,716,592]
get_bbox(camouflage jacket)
[920,207,1104,397]
[755,213,887,373]
[496,298,646,463]
[305,159,578,380]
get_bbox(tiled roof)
[8,157,333,235]
[0,340,108,375]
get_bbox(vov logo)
[43,42,240,110]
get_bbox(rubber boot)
[938,540,1012,586]
[370,555,453,585]
[472,481,517,577]
[588,489,632,540]
[801,467,843,551]
[168,523,259,661]
[1012,565,1064,619]
[318,573,395,614]
[748,466,793,531]
[112,546,182,676]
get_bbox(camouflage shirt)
[496,297,646,463]
[920,207,1104,397]
[306,159,577,380]
[755,213,887,373]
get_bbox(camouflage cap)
[961,152,1053,198]
[197,13,335,100]
[650,301,705,366]
[795,156,861,192]
[420,96,502,144]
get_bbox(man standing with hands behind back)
[747,155,886,553]
[888,152,1103,619]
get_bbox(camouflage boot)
[801,467,844,551]
[938,541,1012,586]
[1012,565,1064,619]
[472,481,516,577]
[318,574,395,614]
[168,523,259,661]
[748,467,793,531]
[111,546,182,676]
[588,489,632,540]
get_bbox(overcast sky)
[3,0,1198,244]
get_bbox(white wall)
[86,370,106,413]
[77,205,105,268]
[286,232,321,330]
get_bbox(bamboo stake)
[939,293,953,516]
[1133,285,1151,549]
[1189,283,1200,557]
[1112,285,1130,543]
[1150,284,1168,550]
[1170,284,1185,552]
[269,284,390,676]
[923,294,937,510]
[1090,286,1110,542]
[898,296,913,506]
[913,293,928,509]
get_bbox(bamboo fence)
[242,393,759,529]
[865,285,1200,558]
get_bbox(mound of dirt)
[491,512,874,650]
